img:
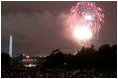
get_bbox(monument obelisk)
[9,35,12,58]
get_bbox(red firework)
[68,1,104,40]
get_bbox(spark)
[84,15,92,20]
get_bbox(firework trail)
[68,1,104,46]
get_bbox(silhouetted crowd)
[2,66,117,78]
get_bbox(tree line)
[45,44,117,69]
[1,44,117,70]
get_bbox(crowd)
[2,66,117,78]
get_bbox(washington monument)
[9,35,12,57]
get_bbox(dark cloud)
[1,11,79,56]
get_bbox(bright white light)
[26,55,29,58]
[84,15,92,20]
[73,27,93,40]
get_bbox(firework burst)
[68,1,104,46]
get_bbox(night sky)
[1,1,117,56]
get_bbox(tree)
[46,49,65,68]
[1,52,11,66]
[98,44,111,55]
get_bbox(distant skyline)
[1,1,117,56]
